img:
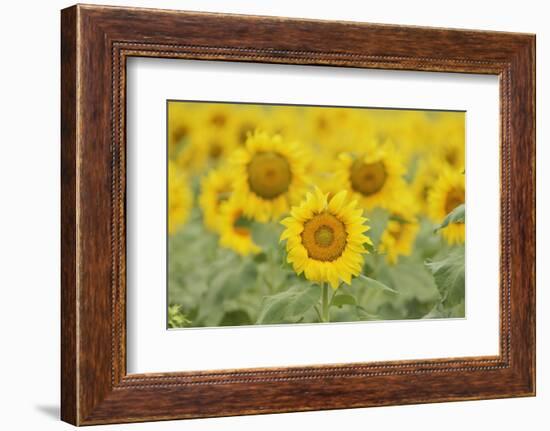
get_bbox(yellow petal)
[328,190,347,214]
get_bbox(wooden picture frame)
[61,4,535,425]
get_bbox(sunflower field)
[167,101,466,328]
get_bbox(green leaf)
[425,246,465,309]
[377,262,437,301]
[412,218,446,260]
[256,284,322,324]
[424,300,465,319]
[449,300,466,317]
[331,294,357,308]
[167,304,191,328]
[434,203,465,232]
[196,258,259,326]
[355,305,379,320]
[353,274,398,294]
[219,309,252,326]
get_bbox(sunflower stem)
[321,283,330,323]
[313,305,322,322]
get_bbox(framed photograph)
[61,4,536,425]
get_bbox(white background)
[0,0,546,430]
[127,59,499,373]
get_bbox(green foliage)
[167,304,191,328]
[256,284,322,324]
[435,203,465,232]
[331,293,357,308]
[251,221,283,249]
[168,206,465,327]
[348,259,439,321]
[413,218,446,260]
[366,208,389,246]
[424,300,465,319]
[354,274,397,294]
[425,245,465,316]
[219,309,253,326]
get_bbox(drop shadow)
[35,404,59,420]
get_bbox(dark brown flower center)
[210,113,227,128]
[301,213,347,261]
[445,186,465,214]
[171,125,189,145]
[445,148,458,167]
[247,152,292,199]
[208,141,223,159]
[350,160,387,196]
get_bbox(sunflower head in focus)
[219,199,261,256]
[199,167,233,233]
[231,130,310,222]
[335,141,407,211]
[168,160,193,235]
[280,188,372,289]
[428,168,465,244]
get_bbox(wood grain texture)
[60,5,78,425]
[60,4,536,425]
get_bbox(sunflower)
[227,106,268,146]
[438,136,465,171]
[176,126,235,174]
[378,212,420,264]
[267,105,303,141]
[168,161,193,235]
[167,102,199,158]
[219,199,261,256]
[306,107,338,144]
[305,107,361,147]
[334,140,407,210]
[386,111,433,165]
[433,113,465,171]
[280,188,372,289]
[199,167,233,233]
[411,157,446,216]
[199,103,234,131]
[230,130,310,222]
[428,168,465,244]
